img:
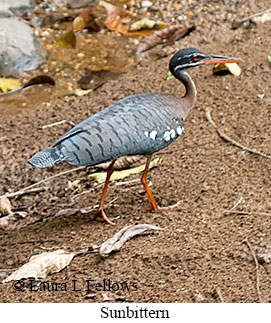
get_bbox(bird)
[27,47,243,225]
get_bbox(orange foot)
[98,208,116,225]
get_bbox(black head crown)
[169,47,204,75]
[169,47,244,77]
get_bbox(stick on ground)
[244,239,262,303]
[206,108,271,160]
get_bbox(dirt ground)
[0,1,271,303]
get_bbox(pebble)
[141,1,152,9]
[41,30,49,37]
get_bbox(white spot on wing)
[176,125,184,135]
[163,131,171,142]
[150,130,157,140]
[169,129,176,139]
[144,131,149,137]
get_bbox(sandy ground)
[0,0,271,302]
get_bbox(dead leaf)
[213,62,241,76]
[136,24,195,53]
[99,224,165,257]
[0,196,12,216]
[3,250,75,283]
[81,8,101,32]
[89,157,161,184]
[100,1,151,36]
[73,8,101,33]
[99,0,132,23]
[57,30,76,48]
[73,16,86,32]
[129,18,156,31]
[0,78,21,93]
[23,75,55,88]
[104,15,152,36]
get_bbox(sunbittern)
[28,47,243,224]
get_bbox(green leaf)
[57,30,76,48]
[167,71,173,80]
[257,93,265,99]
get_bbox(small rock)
[0,18,45,76]
[0,0,34,18]
[141,1,152,9]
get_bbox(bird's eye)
[191,55,199,62]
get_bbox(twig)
[232,8,271,29]
[225,210,271,217]
[244,239,262,303]
[42,120,66,129]
[214,287,224,303]
[206,108,271,160]
[0,187,45,199]
[224,197,244,214]
[0,166,85,199]
[160,200,182,210]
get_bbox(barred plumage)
[27,47,243,225]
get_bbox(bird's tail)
[27,147,63,168]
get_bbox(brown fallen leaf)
[3,250,75,283]
[99,224,165,257]
[100,0,151,36]
[99,0,132,24]
[0,196,12,216]
[136,24,195,53]
[104,14,152,36]
[23,75,55,88]
[73,16,85,32]
[73,8,101,33]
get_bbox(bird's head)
[169,47,243,76]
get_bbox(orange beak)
[202,54,244,64]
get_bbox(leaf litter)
[99,224,166,257]
[3,250,75,283]
[2,224,166,282]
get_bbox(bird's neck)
[174,70,197,119]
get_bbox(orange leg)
[141,155,158,211]
[98,159,116,225]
